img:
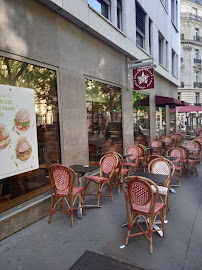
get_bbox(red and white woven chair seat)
[122,162,137,167]
[56,186,84,196]
[132,201,165,214]
[174,165,181,170]
[84,175,110,183]
[189,155,197,160]
[188,159,197,163]
[139,156,144,160]
[115,167,130,173]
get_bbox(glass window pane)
[0,56,60,213]
[86,79,122,164]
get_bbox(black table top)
[122,154,133,158]
[132,170,168,185]
[164,156,178,161]
[70,165,98,174]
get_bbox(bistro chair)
[136,144,147,170]
[148,158,174,212]
[166,147,183,186]
[193,140,202,163]
[194,136,202,144]
[178,146,197,177]
[84,153,118,206]
[122,176,166,254]
[162,136,174,152]
[106,152,130,194]
[122,145,140,172]
[146,154,161,168]
[150,138,163,155]
[48,164,85,227]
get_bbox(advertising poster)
[0,84,39,179]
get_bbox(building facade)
[0,0,180,239]
[180,0,202,126]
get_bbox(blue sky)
[88,0,102,13]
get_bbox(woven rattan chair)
[166,147,183,186]
[148,158,174,212]
[183,141,198,176]
[122,145,140,172]
[122,176,166,254]
[84,153,118,206]
[48,164,85,227]
[106,152,130,194]
[150,138,163,155]
[136,144,147,170]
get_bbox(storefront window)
[86,79,122,164]
[0,56,60,213]
[133,92,149,139]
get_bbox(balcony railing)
[193,35,202,43]
[188,0,202,6]
[194,82,202,88]
[181,82,184,88]
[194,58,202,64]
[181,12,202,23]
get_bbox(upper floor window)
[195,49,199,59]
[192,7,197,15]
[196,92,200,103]
[117,0,122,30]
[136,1,146,49]
[149,19,153,55]
[171,0,178,28]
[172,49,178,77]
[88,0,111,20]
[195,28,199,41]
[159,32,164,65]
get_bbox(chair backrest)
[199,130,202,136]
[48,164,75,191]
[184,141,197,149]
[160,134,166,140]
[125,145,140,161]
[166,147,183,164]
[99,153,118,179]
[106,151,123,174]
[149,159,170,176]
[123,176,159,214]
[194,136,202,143]
[178,145,188,159]
[193,140,201,151]
[136,144,146,157]
[150,138,162,148]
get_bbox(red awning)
[138,95,188,107]
[178,105,202,113]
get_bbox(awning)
[138,95,189,107]
[178,105,202,113]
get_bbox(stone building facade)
[0,0,180,239]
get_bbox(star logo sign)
[133,67,154,90]
[137,72,149,85]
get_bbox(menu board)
[0,84,39,179]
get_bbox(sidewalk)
[0,166,202,270]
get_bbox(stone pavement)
[0,167,202,270]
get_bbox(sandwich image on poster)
[15,137,32,161]
[0,124,11,150]
[14,109,31,132]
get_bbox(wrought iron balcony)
[181,12,202,23]
[194,82,202,88]
[194,58,202,64]
[193,35,202,42]
[188,0,202,6]
[181,82,184,88]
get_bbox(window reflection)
[86,79,122,164]
[0,56,60,213]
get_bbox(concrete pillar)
[149,93,156,140]
[165,105,170,135]
[111,0,117,27]
[175,106,179,133]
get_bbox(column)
[165,105,170,136]
[175,106,178,133]
[149,93,156,140]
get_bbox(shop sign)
[133,67,154,90]
[0,84,39,180]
